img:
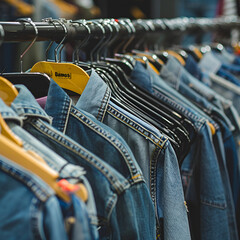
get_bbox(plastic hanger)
[130,50,162,73]
[31,18,90,96]
[0,121,72,202]
[3,0,34,16]
[1,18,51,98]
[97,20,193,163]
[0,76,18,107]
[50,0,78,17]
[166,50,186,66]
[0,85,72,202]
[0,30,88,201]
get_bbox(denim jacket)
[0,98,98,240]
[0,154,68,240]
[130,61,239,240]
[75,69,190,240]
[10,85,146,240]
[44,79,156,239]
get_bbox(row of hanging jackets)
[0,17,240,240]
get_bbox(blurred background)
[0,0,239,72]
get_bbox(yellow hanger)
[49,0,78,16]
[0,77,88,202]
[0,127,70,202]
[128,52,160,74]
[192,47,203,60]
[0,76,18,107]
[31,19,90,95]
[166,50,186,66]
[31,62,90,95]
[3,0,34,16]
[0,114,88,202]
[0,76,22,146]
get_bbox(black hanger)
[96,67,182,157]
[100,20,193,163]
[2,18,50,98]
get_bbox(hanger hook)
[18,18,38,73]
[71,19,91,64]
[96,19,113,62]
[52,19,68,63]
[43,18,68,62]
[88,20,105,62]
[0,24,4,47]
[42,17,55,61]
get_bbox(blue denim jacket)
[161,59,239,240]
[0,154,68,240]
[159,70,240,212]
[44,79,156,239]
[165,56,240,155]
[76,69,190,240]
[185,55,203,81]
[10,85,148,240]
[130,61,239,240]
[0,97,98,240]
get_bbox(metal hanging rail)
[0,16,239,43]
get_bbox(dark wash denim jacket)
[0,154,68,240]
[44,79,156,240]
[75,69,190,240]
[130,61,239,240]
[11,85,147,240]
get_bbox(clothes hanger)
[1,18,51,98]
[2,0,34,16]
[0,26,19,108]
[0,76,18,107]
[90,21,178,131]
[50,0,78,16]
[0,73,88,202]
[0,122,73,202]
[93,21,191,161]
[125,20,163,73]
[31,18,90,96]
[0,77,80,202]
[109,21,195,163]
[0,20,88,201]
[100,19,135,76]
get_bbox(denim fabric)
[161,75,240,213]
[10,85,146,240]
[0,154,68,240]
[209,73,240,121]
[76,69,190,240]
[216,119,240,208]
[0,98,98,240]
[233,56,240,66]
[133,61,220,129]
[221,63,240,77]
[185,55,203,81]
[160,68,235,135]
[44,79,156,240]
[161,57,239,239]
[217,68,240,87]
[212,49,235,65]
[130,61,239,239]
[61,195,95,240]
[165,55,240,154]
[199,51,240,86]
[212,126,239,240]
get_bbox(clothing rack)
[0,16,239,43]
